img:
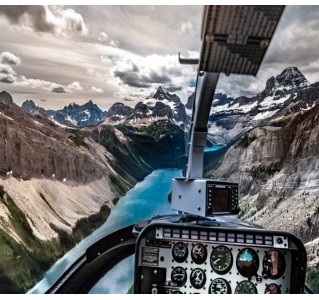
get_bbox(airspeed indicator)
[210,245,233,274]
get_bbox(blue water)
[204,144,225,152]
[29,168,181,294]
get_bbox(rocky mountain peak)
[47,100,107,127]
[67,102,80,109]
[21,99,37,114]
[152,86,181,103]
[106,102,133,120]
[0,91,14,106]
[263,67,309,96]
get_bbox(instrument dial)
[171,266,187,287]
[262,250,286,279]
[235,280,257,294]
[210,245,233,274]
[191,243,207,264]
[209,278,231,294]
[265,283,281,294]
[190,268,206,289]
[236,248,259,278]
[172,242,188,263]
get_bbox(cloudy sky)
[0,5,319,110]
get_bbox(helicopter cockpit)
[40,5,310,294]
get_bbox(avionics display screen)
[212,188,230,212]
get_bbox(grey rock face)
[206,104,319,244]
[21,99,37,114]
[0,91,14,106]
[106,102,133,121]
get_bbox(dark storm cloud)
[164,85,182,93]
[51,86,66,93]
[0,6,55,33]
[132,64,139,72]
[161,66,183,77]
[123,97,135,101]
[113,68,171,89]
[145,71,171,84]
[0,5,88,36]
[114,70,151,88]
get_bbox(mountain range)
[0,66,319,292]
[188,67,314,145]
[38,67,316,148]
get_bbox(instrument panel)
[134,218,307,294]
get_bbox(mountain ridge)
[44,100,107,127]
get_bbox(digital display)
[212,188,229,212]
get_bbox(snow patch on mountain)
[46,100,106,127]
[105,87,189,129]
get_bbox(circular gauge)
[236,248,259,278]
[209,278,231,294]
[172,242,188,263]
[265,283,281,294]
[190,268,206,289]
[210,245,233,274]
[191,243,207,264]
[171,266,187,286]
[262,250,286,279]
[235,280,257,294]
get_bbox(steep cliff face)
[206,104,319,244]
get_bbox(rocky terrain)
[205,103,319,268]
[0,87,187,292]
[0,91,152,292]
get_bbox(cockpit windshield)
[0,5,318,295]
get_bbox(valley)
[0,66,319,293]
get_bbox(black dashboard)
[134,215,307,294]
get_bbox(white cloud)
[12,75,83,94]
[67,81,82,91]
[98,31,118,47]
[0,73,15,83]
[0,51,84,94]
[89,43,197,102]
[0,52,21,65]
[98,32,108,42]
[109,40,118,47]
[0,64,16,75]
[178,21,195,36]
[86,67,95,74]
[15,76,61,91]
[90,86,103,94]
